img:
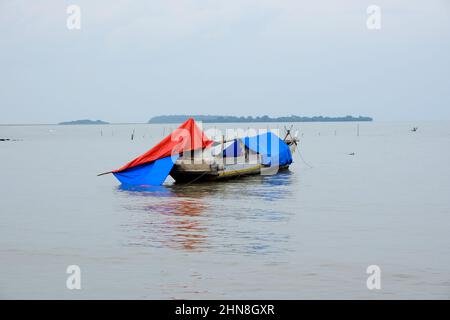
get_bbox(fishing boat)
[171,134,298,183]
[99,118,298,186]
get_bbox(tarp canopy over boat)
[113,155,180,186]
[223,139,243,158]
[245,132,293,166]
[112,118,213,185]
[114,118,213,173]
[225,132,293,166]
[109,120,292,186]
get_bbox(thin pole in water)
[357,124,360,137]
[131,129,135,141]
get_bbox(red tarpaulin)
[113,118,213,173]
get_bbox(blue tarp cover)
[113,155,179,186]
[223,139,243,158]
[243,132,293,166]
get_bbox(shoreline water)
[1,120,449,298]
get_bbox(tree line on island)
[58,115,373,125]
[58,119,109,125]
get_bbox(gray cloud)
[1,0,449,123]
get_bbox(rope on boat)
[181,171,210,186]
[296,147,313,169]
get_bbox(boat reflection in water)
[116,170,295,253]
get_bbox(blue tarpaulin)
[223,139,243,158]
[243,132,293,166]
[113,155,179,186]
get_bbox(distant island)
[148,115,373,124]
[58,119,109,125]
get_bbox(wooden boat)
[170,131,298,183]
[100,118,298,186]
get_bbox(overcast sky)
[0,0,449,124]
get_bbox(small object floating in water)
[411,127,418,132]
[0,138,21,142]
[348,152,356,156]
[98,118,298,186]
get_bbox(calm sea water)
[0,121,449,299]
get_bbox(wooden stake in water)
[131,129,135,141]
[357,124,360,137]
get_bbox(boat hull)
[170,163,291,183]
[170,139,297,184]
